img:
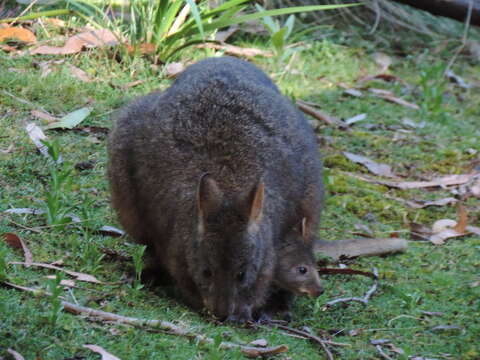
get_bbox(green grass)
[1,21,480,360]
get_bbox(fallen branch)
[324,268,379,308]
[2,281,287,358]
[317,267,376,279]
[296,100,348,128]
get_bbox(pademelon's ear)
[301,217,311,245]
[247,180,265,231]
[197,173,223,229]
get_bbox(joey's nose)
[302,285,324,298]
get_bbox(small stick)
[296,100,348,128]
[324,268,379,308]
[274,325,350,347]
[317,268,376,279]
[375,345,394,360]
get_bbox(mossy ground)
[1,17,479,360]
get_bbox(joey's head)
[275,218,323,298]
[191,174,272,322]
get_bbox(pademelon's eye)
[203,269,212,278]
[298,266,308,275]
[236,271,245,282]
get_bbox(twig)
[296,100,348,128]
[272,324,351,360]
[324,268,379,308]
[375,345,394,360]
[317,267,376,279]
[445,0,473,74]
[1,281,287,358]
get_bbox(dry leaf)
[344,152,396,178]
[10,262,102,284]
[31,29,118,55]
[345,113,367,125]
[164,62,185,78]
[68,64,91,82]
[3,233,33,267]
[83,345,121,360]
[4,207,45,215]
[369,88,420,110]
[0,144,14,154]
[215,25,240,42]
[126,42,156,55]
[196,43,273,58]
[31,109,59,123]
[453,204,467,233]
[25,123,50,158]
[401,118,425,129]
[372,52,392,72]
[98,226,125,237]
[45,275,76,288]
[409,222,432,240]
[343,88,363,97]
[296,100,347,128]
[394,197,458,209]
[347,172,476,190]
[120,80,145,90]
[44,18,66,27]
[249,339,268,347]
[429,205,469,245]
[7,349,25,360]
[446,70,471,89]
[0,27,36,43]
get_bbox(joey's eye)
[203,269,212,278]
[236,271,245,282]
[298,267,308,275]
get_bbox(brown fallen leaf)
[31,29,118,55]
[164,62,185,78]
[83,345,121,360]
[346,172,476,190]
[31,109,59,123]
[126,42,156,55]
[196,42,273,58]
[68,64,91,82]
[369,88,420,110]
[3,233,33,267]
[7,349,25,360]
[357,73,407,85]
[44,18,66,28]
[343,152,396,178]
[0,27,36,43]
[409,222,432,240]
[120,79,146,90]
[10,261,102,284]
[453,204,467,233]
[296,100,348,128]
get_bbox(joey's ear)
[247,180,265,230]
[197,173,223,222]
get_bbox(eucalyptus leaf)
[45,107,92,130]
